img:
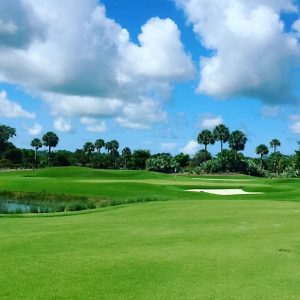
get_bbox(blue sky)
[1,0,300,156]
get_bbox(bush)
[190,150,212,167]
[146,155,178,173]
[0,159,13,169]
[245,159,266,177]
[195,151,266,177]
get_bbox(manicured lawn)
[0,167,300,299]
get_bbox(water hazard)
[0,200,51,214]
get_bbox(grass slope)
[0,166,299,202]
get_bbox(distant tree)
[110,140,119,153]
[105,141,112,154]
[121,147,132,169]
[190,150,212,166]
[91,153,113,169]
[53,151,71,167]
[270,139,281,153]
[175,153,190,169]
[83,142,95,162]
[21,149,35,168]
[229,130,247,157]
[256,144,269,170]
[213,124,230,152]
[131,149,151,169]
[73,149,89,166]
[4,148,23,165]
[268,152,283,175]
[0,125,16,153]
[31,138,42,169]
[110,140,119,168]
[295,149,300,171]
[94,139,105,154]
[197,130,215,161]
[42,131,59,166]
[215,149,245,173]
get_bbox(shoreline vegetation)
[0,190,163,215]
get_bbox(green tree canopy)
[131,149,151,169]
[256,144,269,170]
[0,124,16,152]
[229,130,247,153]
[121,147,132,168]
[83,142,95,156]
[42,131,59,166]
[270,139,281,153]
[197,130,215,160]
[94,139,105,154]
[31,138,43,169]
[213,124,230,152]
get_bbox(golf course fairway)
[0,167,300,299]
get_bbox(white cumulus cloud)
[0,1,194,129]
[290,115,300,134]
[199,114,223,129]
[0,90,35,119]
[115,98,167,129]
[54,118,73,133]
[176,0,300,103]
[80,117,108,133]
[27,123,43,136]
[180,140,199,155]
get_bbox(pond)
[0,201,53,214]
[0,192,103,214]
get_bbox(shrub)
[146,155,178,173]
[0,159,13,169]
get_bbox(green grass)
[0,166,299,202]
[0,167,300,299]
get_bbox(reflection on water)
[0,200,51,214]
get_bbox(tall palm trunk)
[48,146,51,166]
[34,148,37,169]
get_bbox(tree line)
[0,123,300,177]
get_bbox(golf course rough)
[0,167,300,299]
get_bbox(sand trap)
[186,189,263,195]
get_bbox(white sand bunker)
[186,189,263,195]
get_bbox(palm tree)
[213,124,230,152]
[94,139,105,154]
[42,132,59,166]
[197,130,215,161]
[256,144,269,170]
[110,140,119,152]
[228,130,247,157]
[83,142,95,161]
[270,139,281,153]
[105,141,112,154]
[30,138,42,169]
[122,147,131,169]
[110,140,119,167]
